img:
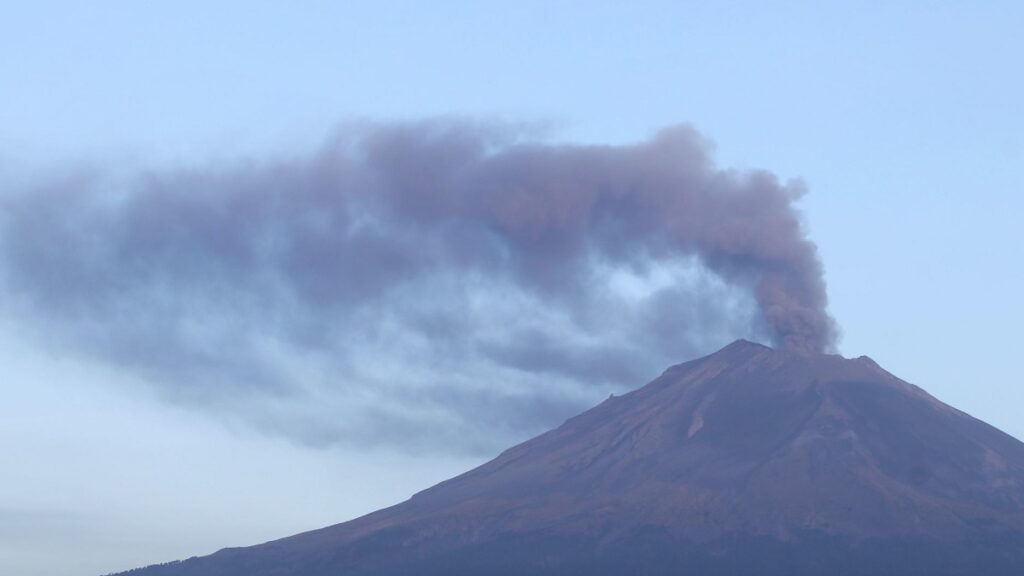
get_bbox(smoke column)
[341,121,837,353]
[0,120,837,451]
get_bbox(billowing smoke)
[0,121,836,453]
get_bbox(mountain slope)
[114,340,1024,575]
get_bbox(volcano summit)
[114,340,1024,575]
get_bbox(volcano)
[113,340,1024,575]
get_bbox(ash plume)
[0,121,837,452]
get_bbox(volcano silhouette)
[114,340,1024,575]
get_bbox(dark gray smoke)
[0,121,836,453]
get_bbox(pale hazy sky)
[2,2,1022,575]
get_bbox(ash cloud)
[0,121,836,453]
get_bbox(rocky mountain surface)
[113,340,1024,575]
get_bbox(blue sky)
[2,2,1022,575]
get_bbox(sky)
[1,2,1022,575]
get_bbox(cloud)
[0,120,835,454]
